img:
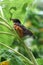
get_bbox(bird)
[10,18,36,47]
[10,18,35,39]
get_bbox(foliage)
[0,0,43,65]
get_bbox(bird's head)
[10,18,21,24]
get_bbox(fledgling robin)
[10,18,35,38]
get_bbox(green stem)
[0,16,13,29]
[24,43,38,65]
[0,6,4,18]
[0,42,33,65]
[0,22,11,31]
[0,31,15,36]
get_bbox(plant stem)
[0,22,11,31]
[0,31,15,36]
[0,16,13,29]
[23,43,38,65]
[0,42,33,65]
